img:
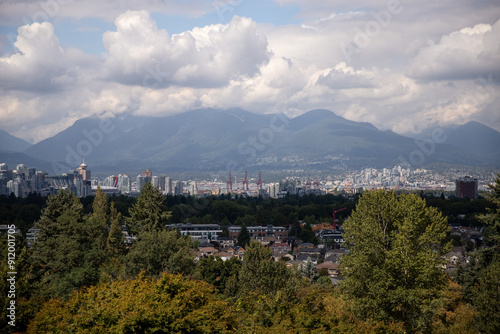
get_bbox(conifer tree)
[92,186,109,225]
[88,186,110,251]
[32,189,102,298]
[127,182,170,235]
[106,202,124,258]
[237,225,251,247]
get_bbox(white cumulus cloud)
[408,18,500,81]
[0,22,72,91]
[102,11,271,88]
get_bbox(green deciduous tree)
[125,229,196,278]
[238,241,301,299]
[341,190,450,333]
[27,273,235,333]
[469,173,500,333]
[194,255,242,293]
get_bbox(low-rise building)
[228,225,288,241]
[166,223,222,242]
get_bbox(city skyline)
[0,158,496,199]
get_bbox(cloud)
[407,18,500,81]
[315,62,375,89]
[0,0,212,24]
[1,4,500,145]
[0,22,71,91]
[102,11,271,88]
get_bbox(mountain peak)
[0,129,33,152]
[301,109,338,119]
[288,109,338,131]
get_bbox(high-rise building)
[456,176,478,199]
[104,175,119,188]
[268,183,280,199]
[159,175,166,192]
[30,172,43,193]
[9,178,23,197]
[77,162,91,181]
[174,181,183,195]
[152,176,159,189]
[75,179,92,198]
[142,169,152,178]
[190,181,197,196]
[27,167,36,179]
[0,163,8,171]
[16,164,28,180]
[118,174,131,194]
[136,175,145,192]
[167,177,173,195]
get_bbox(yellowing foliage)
[28,273,235,333]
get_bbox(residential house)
[198,247,218,257]
[316,261,340,277]
[270,242,292,256]
[224,246,246,259]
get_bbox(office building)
[136,175,146,192]
[118,174,131,194]
[456,176,478,199]
[152,175,159,189]
[174,181,183,195]
[167,177,173,195]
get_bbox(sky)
[0,0,499,144]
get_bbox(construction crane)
[256,171,262,190]
[333,207,347,230]
[226,170,232,193]
[242,170,249,191]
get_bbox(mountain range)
[1,108,499,174]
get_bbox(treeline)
[0,180,499,333]
[1,188,493,237]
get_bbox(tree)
[289,212,301,238]
[28,273,235,333]
[194,255,242,293]
[470,260,500,333]
[87,187,111,253]
[106,202,124,258]
[341,190,450,333]
[125,229,196,278]
[478,173,500,246]
[469,173,500,332]
[92,186,109,225]
[126,182,170,236]
[237,225,251,247]
[301,257,317,282]
[31,190,105,299]
[300,217,319,245]
[238,241,301,298]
